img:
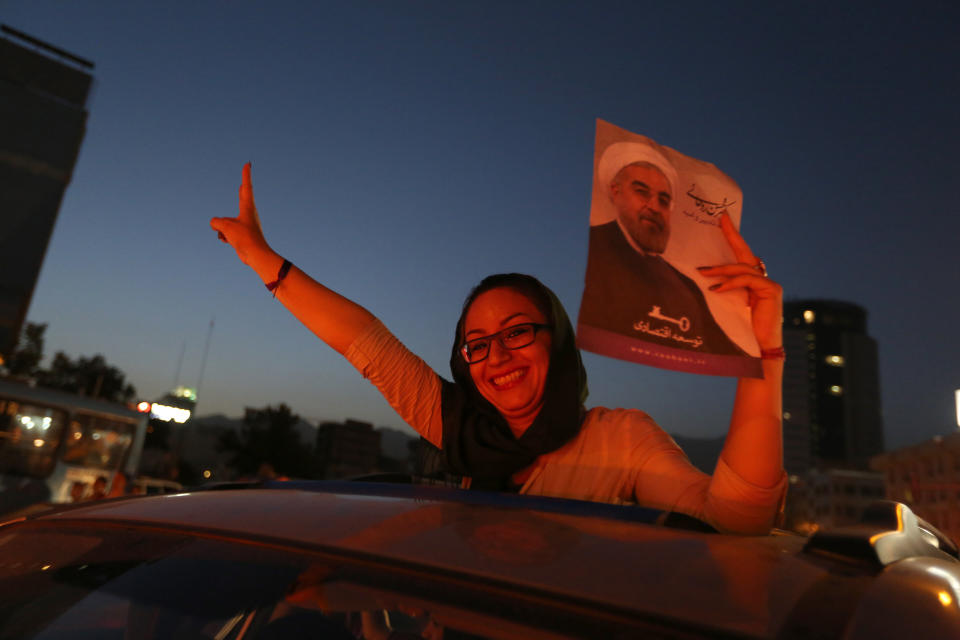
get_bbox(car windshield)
[60,413,135,471]
[0,522,672,640]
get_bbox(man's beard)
[617,213,669,254]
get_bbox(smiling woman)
[437,274,587,492]
[210,164,787,535]
[462,288,554,432]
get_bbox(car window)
[0,400,67,478]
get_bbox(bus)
[0,378,148,513]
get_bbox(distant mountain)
[293,419,317,447]
[192,414,317,447]
[671,434,725,473]
[377,427,416,460]
[191,414,242,431]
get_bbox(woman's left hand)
[697,213,782,350]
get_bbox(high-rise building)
[782,300,884,472]
[316,419,382,479]
[784,468,886,533]
[0,25,94,363]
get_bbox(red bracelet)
[760,346,785,360]
[265,259,292,297]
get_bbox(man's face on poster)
[609,162,672,254]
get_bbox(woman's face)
[462,287,551,433]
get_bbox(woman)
[211,164,785,534]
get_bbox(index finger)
[719,211,757,265]
[238,162,256,222]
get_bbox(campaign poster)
[577,119,762,377]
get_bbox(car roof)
[13,481,823,637]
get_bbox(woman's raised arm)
[697,214,784,489]
[210,163,377,354]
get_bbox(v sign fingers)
[211,163,271,267]
[239,162,264,229]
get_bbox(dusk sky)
[4,2,957,449]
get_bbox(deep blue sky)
[4,1,958,449]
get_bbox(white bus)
[0,379,148,512]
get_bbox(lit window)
[829,385,843,395]
[825,355,845,366]
[803,310,815,324]
[174,386,198,402]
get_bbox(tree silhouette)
[3,322,137,406]
[6,322,47,376]
[217,404,316,478]
[36,352,137,404]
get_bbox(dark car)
[0,481,958,639]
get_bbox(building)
[871,433,960,544]
[782,300,884,472]
[784,468,886,534]
[0,26,94,363]
[316,419,382,479]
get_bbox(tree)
[2,321,138,405]
[36,352,137,404]
[217,404,316,478]
[6,322,47,376]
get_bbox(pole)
[173,340,186,390]
[195,317,214,414]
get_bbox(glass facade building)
[783,299,885,472]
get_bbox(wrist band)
[760,346,785,360]
[265,259,292,297]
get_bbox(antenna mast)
[172,340,186,389]
[195,317,214,413]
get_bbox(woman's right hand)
[210,163,271,267]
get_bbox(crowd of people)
[68,471,149,503]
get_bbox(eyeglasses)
[460,323,549,364]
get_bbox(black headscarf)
[439,274,589,490]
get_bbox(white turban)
[597,141,679,203]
